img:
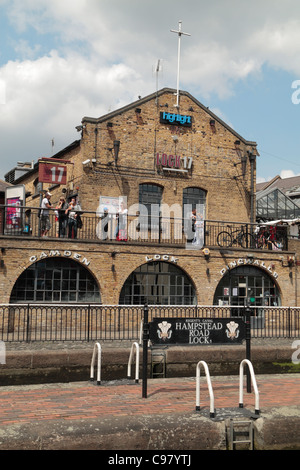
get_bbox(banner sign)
[149,317,245,346]
[39,161,67,185]
[160,112,192,127]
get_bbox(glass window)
[119,261,196,305]
[139,183,163,230]
[213,266,280,307]
[183,187,206,212]
[10,258,101,303]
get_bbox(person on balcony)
[65,197,82,239]
[55,197,68,238]
[40,191,52,237]
[100,207,110,240]
[116,201,128,241]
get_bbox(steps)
[228,418,254,450]
[151,347,167,378]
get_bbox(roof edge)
[82,88,257,147]
[12,140,81,184]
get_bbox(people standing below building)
[55,197,68,238]
[116,200,128,241]
[40,191,52,237]
[65,197,82,239]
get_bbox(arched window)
[10,258,101,303]
[183,187,206,217]
[119,261,196,305]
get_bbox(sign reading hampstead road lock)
[149,318,246,345]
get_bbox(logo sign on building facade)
[156,153,193,171]
[160,112,192,127]
[149,317,245,345]
[38,161,67,185]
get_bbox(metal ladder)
[151,348,167,378]
[228,418,254,450]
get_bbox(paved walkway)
[0,374,299,426]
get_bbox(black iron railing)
[0,205,289,250]
[0,304,298,342]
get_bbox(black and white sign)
[149,317,245,345]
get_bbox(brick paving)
[0,374,299,426]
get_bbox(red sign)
[156,153,181,168]
[39,162,67,185]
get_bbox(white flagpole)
[170,21,191,108]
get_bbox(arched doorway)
[10,257,101,303]
[213,266,281,307]
[213,265,281,327]
[119,261,196,305]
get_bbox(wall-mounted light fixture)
[0,248,5,268]
[209,119,216,133]
[107,122,113,127]
[114,140,120,164]
[75,125,85,132]
[135,108,141,114]
[111,251,116,273]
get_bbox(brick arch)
[118,260,197,305]
[9,256,101,304]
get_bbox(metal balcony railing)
[0,304,299,342]
[0,205,289,250]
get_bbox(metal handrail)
[0,203,289,249]
[127,342,140,383]
[239,359,260,415]
[90,341,101,385]
[195,360,215,418]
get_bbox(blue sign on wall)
[160,111,192,127]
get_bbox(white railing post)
[139,321,143,345]
[195,360,215,418]
[90,342,101,385]
[127,342,140,383]
[239,359,260,415]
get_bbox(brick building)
[1,87,299,325]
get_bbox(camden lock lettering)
[220,258,278,279]
[145,254,178,264]
[150,318,245,345]
[29,250,90,266]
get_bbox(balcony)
[0,205,289,251]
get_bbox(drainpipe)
[248,151,256,224]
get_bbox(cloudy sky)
[1,0,300,183]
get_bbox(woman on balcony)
[65,197,82,239]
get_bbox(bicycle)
[255,226,284,250]
[217,225,255,248]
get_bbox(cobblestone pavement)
[0,374,299,426]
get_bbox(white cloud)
[0,50,148,176]
[280,170,300,179]
[2,0,300,178]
